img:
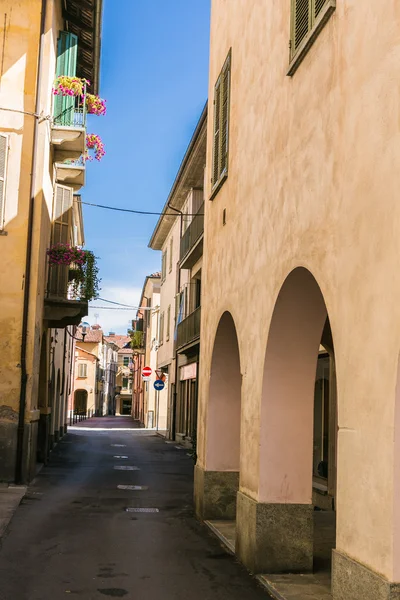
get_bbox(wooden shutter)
[53,31,78,126]
[220,55,231,176]
[166,305,171,341]
[0,134,8,229]
[314,0,327,18]
[212,51,231,189]
[169,237,173,272]
[212,77,221,186]
[159,312,164,344]
[48,184,74,296]
[292,0,311,51]
[161,251,166,281]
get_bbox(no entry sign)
[142,366,152,378]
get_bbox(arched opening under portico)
[237,267,337,578]
[195,311,242,524]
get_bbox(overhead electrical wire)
[78,199,204,217]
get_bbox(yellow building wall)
[0,0,64,480]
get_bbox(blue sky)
[84,0,210,333]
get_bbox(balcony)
[44,264,88,328]
[180,203,204,269]
[55,156,85,191]
[177,307,201,351]
[51,88,87,163]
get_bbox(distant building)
[105,334,133,416]
[149,108,206,444]
[135,273,161,429]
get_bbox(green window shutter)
[53,31,78,126]
[292,0,311,52]
[212,78,221,186]
[220,54,231,177]
[0,134,8,230]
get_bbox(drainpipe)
[167,201,183,441]
[15,0,47,483]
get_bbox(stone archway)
[195,311,242,520]
[236,267,337,575]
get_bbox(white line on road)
[113,466,140,471]
[117,485,148,491]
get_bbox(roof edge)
[148,102,208,250]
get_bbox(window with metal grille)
[289,0,336,71]
[78,363,87,378]
[211,50,231,197]
[0,134,8,230]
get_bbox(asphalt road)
[0,418,269,600]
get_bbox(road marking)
[111,444,126,447]
[113,466,140,471]
[117,485,148,491]
[113,455,128,459]
[175,446,184,450]
[125,507,159,513]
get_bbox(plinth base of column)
[332,550,400,600]
[194,465,239,520]
[235,491,313,574]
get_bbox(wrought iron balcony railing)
[177,306,201,350]
[53,84,87,129]
[180,203,204,263]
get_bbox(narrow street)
[0,418,268,600]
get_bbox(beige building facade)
[195,1,400,598]
[0,0,103,481]
[150,109,206,441]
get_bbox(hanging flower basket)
[86,94,107,116]
[53,76,89,97]
[47,245,101,301]
[47,243,86,266]
[86,133,105,161]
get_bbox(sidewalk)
[69,415,141,430]
[0,485,26,542]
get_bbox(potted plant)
[86,133,105,161]
[53,76,89,97]
[46,243,86,266]
[86,94,107,116]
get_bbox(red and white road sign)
[142,366,152,378]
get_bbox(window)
[161,251,167,282]
[166,305,171,341]
[159,311,164,345]
[0,134,8,231]
[78,363,87,378]
[122,377,129,389]
[288,0,336,75]
[211,50,231,198]
[169,237,173,272]
[123,357,129,366]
